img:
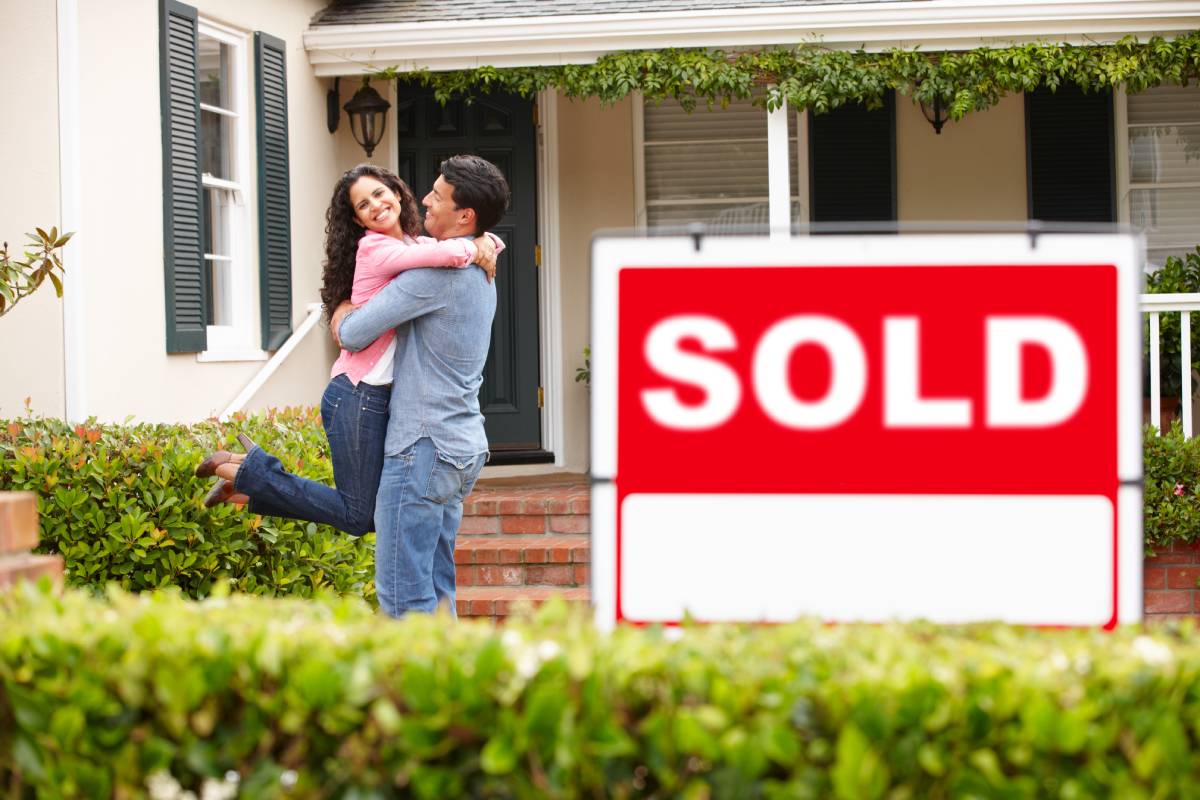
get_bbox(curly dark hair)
[320,164,422,322]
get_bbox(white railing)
[1141,292,1200,437]
[219,302,325,421]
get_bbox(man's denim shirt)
[338,257,497,459]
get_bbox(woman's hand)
[473,235,498,282]
[330,300,356,348]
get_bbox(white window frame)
[195,18,264,363]
[1114,83,1200,270]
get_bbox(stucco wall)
[61,0,339,424]
[0,0,65,419]
[897,92,1027,222]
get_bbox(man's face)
[422,175,465,239]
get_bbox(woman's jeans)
[234,374,389,536]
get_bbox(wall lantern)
[920,95,951,135]
[326,77,391,157]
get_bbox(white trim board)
[303,0,1200,74]
[536,89,566,466]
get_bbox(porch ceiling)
[304,0,1200,75]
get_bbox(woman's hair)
[320,163,422,321]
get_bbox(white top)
[359,336,396,386]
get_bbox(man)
[332,155,508,617]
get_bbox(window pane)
[198,35,232,109]
[644,94,799,228]
[201,187,231,258]
[1127,84,1200,126]
[208,259,233,326]
[1129,185,1200,257]
[201,109,234,180]
[1130,125,1200,184]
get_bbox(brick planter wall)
[0,492,62,589]
[1144,539,1200,620]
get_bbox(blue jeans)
[374,437,486,617]
[234,374,390,536]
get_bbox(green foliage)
[0,408,375,604]
[1143,421,1200,551]
[574,346,590,387]
[373,31,1200,117]
[4,584,1200,798]
[0,228,73,317]
[1144,246,1200,397]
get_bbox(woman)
[195,164,500,535]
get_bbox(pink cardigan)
[330,230,502,384]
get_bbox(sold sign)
[590,233,1143,629]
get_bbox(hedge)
[0,409,375,604]
[3,582,1200,798]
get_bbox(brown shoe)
[203,479,249,508]
[195,450,235,478]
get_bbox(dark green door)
[394,82,543,456]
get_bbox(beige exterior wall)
[0,0,65,420]
[897,92,1027,221]
[48,0,340,425]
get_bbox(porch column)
[767,95,790,240]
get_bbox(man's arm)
[335,270,447,352]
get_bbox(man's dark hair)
[439,155,510,234]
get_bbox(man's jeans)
[234,374,389,536]
[374,437,486,617]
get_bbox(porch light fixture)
[343,79,391,157]
[920,95,950,135]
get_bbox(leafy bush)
[3,583,1200,798]
[0,408,374,604]
[1143,421,1200,552]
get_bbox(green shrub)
[3,583,1200,798]
[0,409,374,604]
[1143,421,1200,551]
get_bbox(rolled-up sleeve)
[338,271,446,352]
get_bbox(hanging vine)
[369,30,1200,117]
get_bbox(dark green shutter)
[159,0,207,352]
[809,93,897,222]
[1025,84,1115,222]
[255,32,292,350]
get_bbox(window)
[1118,84,1200,269]
[637,95,801,229]
[196,21,258,359]
[159,0,291,357]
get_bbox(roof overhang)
[304,0,1200,76]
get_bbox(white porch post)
[767,95,790,240]
[58,0,85,422]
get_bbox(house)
[2,0,1198,479]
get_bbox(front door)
[394,82,543,457]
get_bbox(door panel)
[394,82,542,452]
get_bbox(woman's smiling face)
[349,175,403,235]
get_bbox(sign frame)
[590,231,1144,630]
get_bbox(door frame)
[385,82,565,467]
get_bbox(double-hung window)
[196,21,257,359]
[159,0,292,357]
[1117,84,1200,269]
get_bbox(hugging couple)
[196,155,510,619]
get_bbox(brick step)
[455,535,589,588]
[460,483,590,535]
[456,586,590,621]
